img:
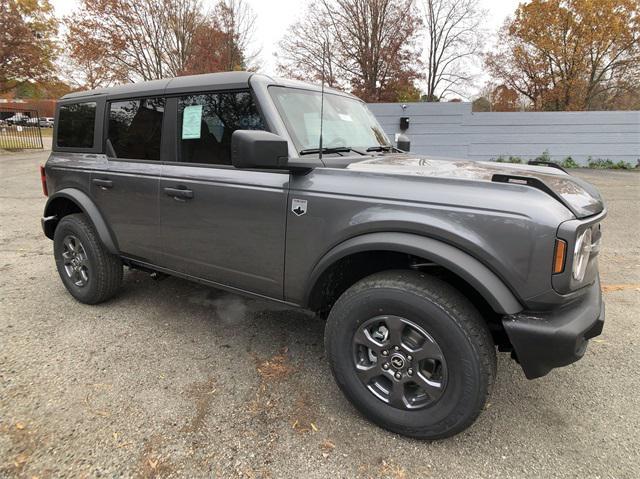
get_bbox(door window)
[108,98,165,160]
[177,91,264,165]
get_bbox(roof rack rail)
[527,160,568,174]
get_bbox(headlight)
[572,228,592,282]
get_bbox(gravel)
[1,151,639,478]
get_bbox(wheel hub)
[61,235,89,287]
[352,315,447,410]
[390,353,406,370]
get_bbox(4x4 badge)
[292,199,307,216]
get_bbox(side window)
[57,102,96,148]
[108,97,165,161]
[177,91,264,165]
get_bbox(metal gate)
[0,108,44,150]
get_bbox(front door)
[159,91,288,299]
[92,97,165,264]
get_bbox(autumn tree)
[0,0,59,93]
[491,84,520,111]
[420,0,486,101]
[64,0,257,88]
[485,0,640,111]
[277,0,422,102]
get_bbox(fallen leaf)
[15,422,25,430]
[148,459,158,470]
[601,283,640,292]
[320,440,335,452]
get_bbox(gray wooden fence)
[367,102,640,166]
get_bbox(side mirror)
[231,130,289,169]
[396,133,411,152]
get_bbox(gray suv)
[40,72,605,439]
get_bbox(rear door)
[159,91,289,299]
[92,97,165,264]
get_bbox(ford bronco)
[41,72,605,439]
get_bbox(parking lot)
[1,149,639,478]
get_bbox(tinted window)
[57,102,96,148]
[177,91,264,165]
[108,98,165,161]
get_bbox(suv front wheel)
[53,214,122,304]
[324,270,496,439]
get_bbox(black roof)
[61,71,255,101]
[60,71,356,101]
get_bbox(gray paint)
[368,102,640,165]
[43,73,605,316]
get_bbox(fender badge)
[291,198,307,216]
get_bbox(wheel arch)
[43,189,119,254]
[304,232,523,316]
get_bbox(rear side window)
[57,102,96,148]
[177,91,263,165]
[108,98,165,161]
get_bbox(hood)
[346,155,604,219]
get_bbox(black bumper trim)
[41,215,58,240]
[502,277,604,379]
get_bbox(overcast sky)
[51,0,522,99]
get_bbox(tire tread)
[325,269,496,439]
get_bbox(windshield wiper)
[366,145,397,153]
[299,146,366,156]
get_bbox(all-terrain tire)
[53,213,122,304]
[325,269,496,439]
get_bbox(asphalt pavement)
[1,150,639,478]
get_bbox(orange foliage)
[486,0,640,111]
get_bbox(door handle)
[164,187,194,200]
[92,178,113,189]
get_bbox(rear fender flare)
[44,188,119,254]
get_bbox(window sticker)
[182,105,203,139]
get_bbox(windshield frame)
[268,85,391,157]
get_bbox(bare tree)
[277,0,422,102]
[276,8,339,87]
[213,0,260,71]
[163,0,205,76]
[420,0,486,101]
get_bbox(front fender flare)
[305,232,523,315]
[43,188,119,254]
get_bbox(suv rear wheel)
[324,270,496,439]
[53,214,122,304]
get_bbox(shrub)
[535,149,551,162]
[587,158,632,169]
[560,156,579,168]
[495,155,522,164]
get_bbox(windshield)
[269,86,391,154]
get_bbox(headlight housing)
[572,228,592,282]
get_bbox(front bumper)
[502,277,604,379]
